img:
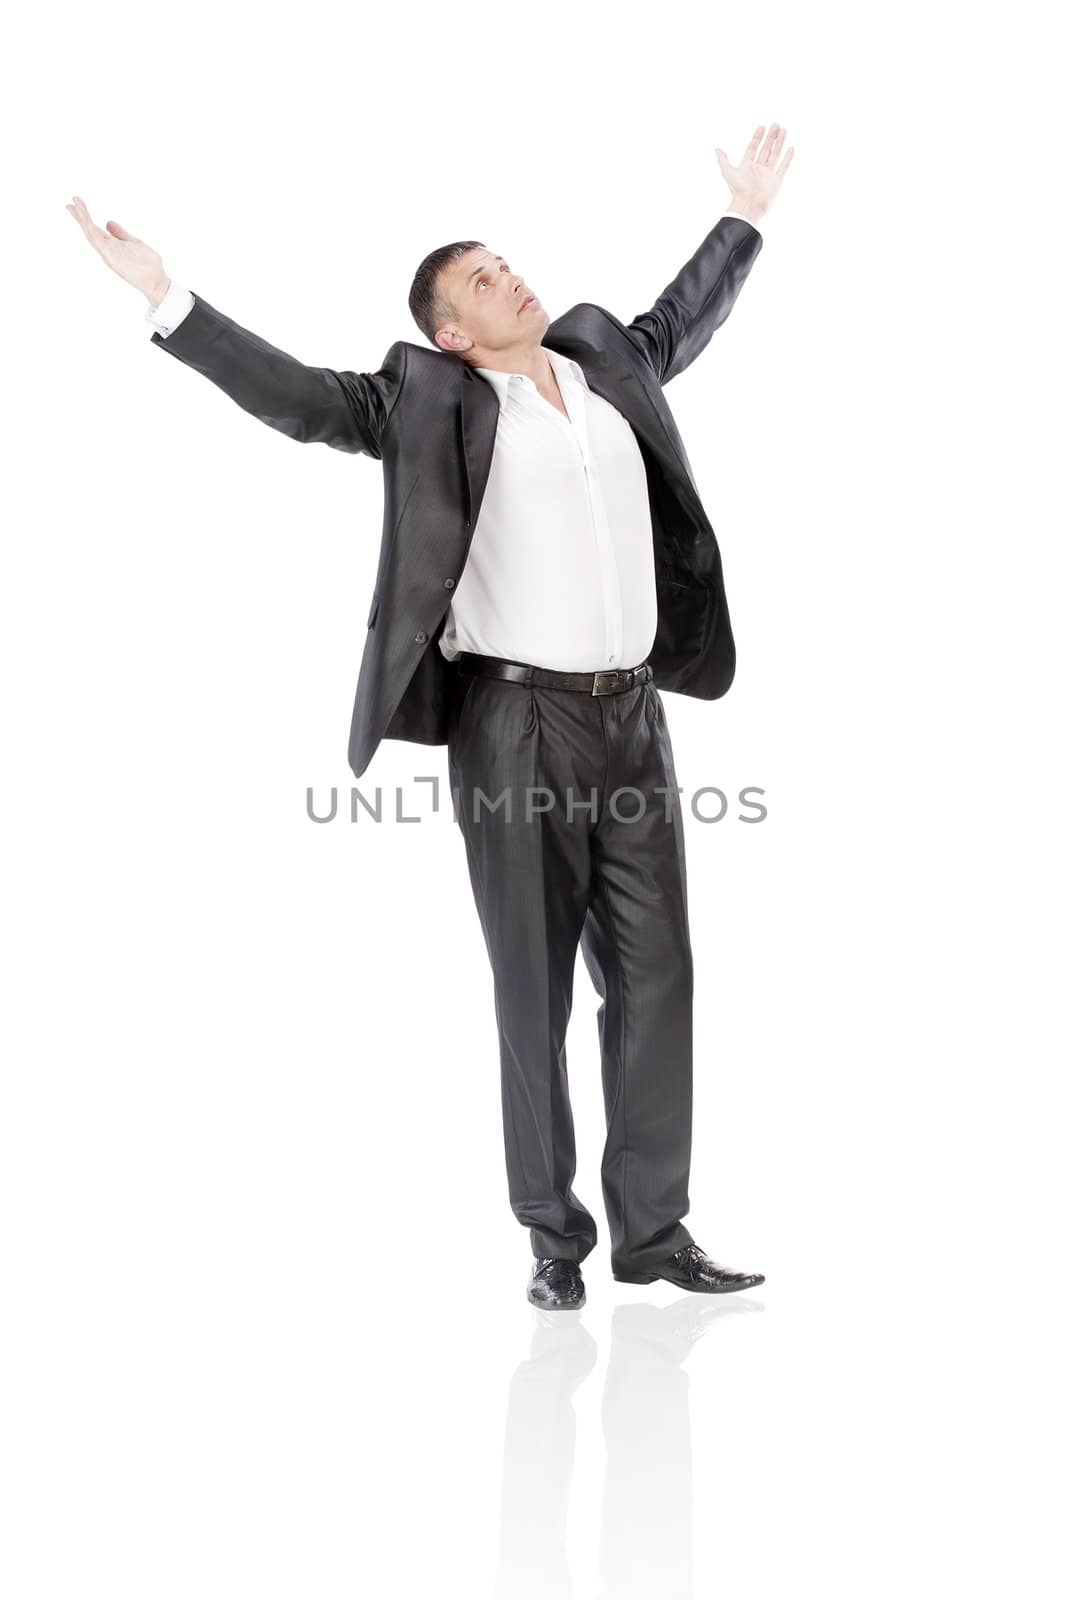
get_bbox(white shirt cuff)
[145,281,195,337]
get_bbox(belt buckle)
[592,669,626,696]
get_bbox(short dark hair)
[408,240,486,348]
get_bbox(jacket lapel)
[459,366,500,533]
[457,319,702,539]
[549,334,702,502]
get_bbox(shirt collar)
[472,346,589,411]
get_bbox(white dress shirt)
[439,344,659,669]
[146,212,763,670]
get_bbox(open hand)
[715,125,795,221]
[65,195,171,307]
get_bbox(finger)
[757,123,779,164]
[771,126,787,165]
[744,125,765,162]
[68,196,114,255]
[67,194,98,235]
[777,145,795,178]
[106,220,140,242]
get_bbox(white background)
[3,2,1063,1594]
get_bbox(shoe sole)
[527,1295,586,1309]
[613,1269,765,1292]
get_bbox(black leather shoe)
[614,1242,765,1293]
[527,1257,587,1309]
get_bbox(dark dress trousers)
[149,217,763,1272]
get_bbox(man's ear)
[435,325,472,355]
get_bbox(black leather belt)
[457,652,653,696]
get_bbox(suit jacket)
[150,216,763,777]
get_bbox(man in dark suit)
[68,122,794,1308]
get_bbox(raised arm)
[65,196,404,459]
[625,122,794,385]
[144,287,405,457]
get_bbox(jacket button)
[414,630,427,645]
[464,519,471,528]
[443,577,455,589]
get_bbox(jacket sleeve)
[149,291,406,459]
[624,216,764,386]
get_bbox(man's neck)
[468,343,554,384]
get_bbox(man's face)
[435,247,549,359]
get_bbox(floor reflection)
[494,1294,764,1599]
[495,1313,598,1599]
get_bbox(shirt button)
[443,577,455,589]
[414,631,427,645]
